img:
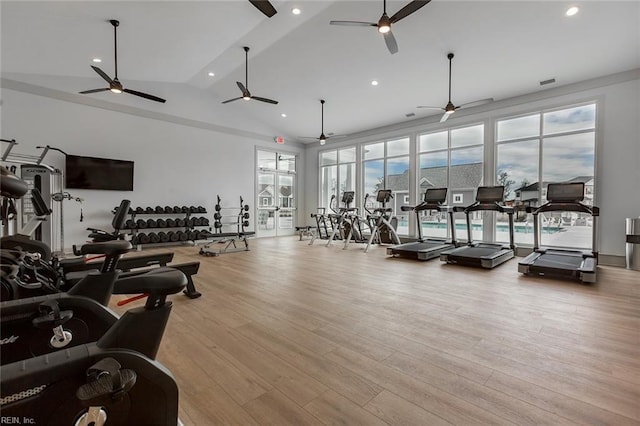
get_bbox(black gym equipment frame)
[440,186,516,269]
[387,188,458,260]
[518,182,599,283]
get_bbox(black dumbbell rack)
[117,205,211,247]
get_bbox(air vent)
[540,78,556,86]
[405,112,415,118]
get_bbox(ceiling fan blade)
[236,81,248,93]
[440,112,451,123]
[390,0,431,23]
[90,66,113,84]
[416,106,444,109]
[79,88,110,94]
[298,136,321,140]
[222,97,243,104]
[330,20,378,27]
[252,96,278,105]
[457,98,494,109]
[384,31,398,54]
[248,0,277,18]
[123,88,166,103]
[328,135,348,140]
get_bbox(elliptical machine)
[364,189,400,252]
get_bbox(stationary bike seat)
[114,267,187,296]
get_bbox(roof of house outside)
[515,176,593,192]
[383,163,483,192]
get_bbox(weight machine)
[1,139,81,255]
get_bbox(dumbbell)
[197,206,206,213]
[125,219,136,229]
[137,233,150,244]
[145,207,154,213]
[243,221,250,227]
[187,231,198,240]
[176,218,186,227]
[243,205,250,211]
[201,217,209,226]
[168,231,179,242]
[186,217,195,227]
[136,219,147,229]
[178,231,188,241]
[214,222,223,229]
[214,204,221,212]
[148,232,160,243]
[189,206,197,213]
[155,206,164,214]
[147,219,157,228]
[191,217,201,226]
[198,231,210,240]
[135,207,145,214]
[158,232,170,243]
[164,206,173,214]
[179,206,188,213]
[213,212,221,220]
[173,206,181,213]
[166,218,176,227]
[242,213,250,220]
[156,218,167,228]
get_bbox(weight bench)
[295,226,316,241]
[198,231,255,257]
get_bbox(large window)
[363,138,410,234]
[319,147,356,212]
[418,124,484,241]
[496,103,596,249]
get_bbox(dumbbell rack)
[120,206,212,247]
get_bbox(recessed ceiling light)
[281,113,287,118]
[292,7,301,15]
[207,72,215,77]
[92,58,102,63]
[371,80,379,86]
[565,6,579,16]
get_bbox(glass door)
[256,151,296,237]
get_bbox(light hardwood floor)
[112,237,640,425]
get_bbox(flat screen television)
[65,155,134,191]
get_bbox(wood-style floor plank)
[111,236,640,425]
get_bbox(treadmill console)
[423,188,447,204]
[476,186,505,203]
[546,183,584,203]
[376,189,393,203]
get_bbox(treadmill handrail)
[533,202,599,216]
[464,201,514,214]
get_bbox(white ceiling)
[2,1,639,143]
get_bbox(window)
[496,103,596,249]
[319,147,356,211]
[363,138,410,234]
[418,124,484,240]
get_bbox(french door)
[256,151,296,237]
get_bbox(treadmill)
[518,182,599,283]
[387,188,457,260]
[440,186,515,269]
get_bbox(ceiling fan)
[222,46,278,105]
[330,0,431,54]
[248,0,277,18]
[299,100,347,145]
[79,20,166,103]
[417,53,493,123]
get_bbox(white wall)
[303,71,640,260]
[1,88,305,251]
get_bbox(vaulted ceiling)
[2,1,639,143]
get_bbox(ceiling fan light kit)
[79,19,166,103]
[299,99,347,145]
[330,0,431,54]
[416,52,493,123]
[222,46,278,105]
